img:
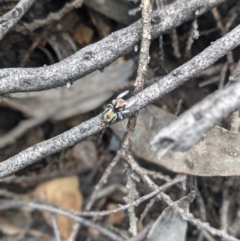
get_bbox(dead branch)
[23,0,83,32]
[0,201,124,241]
[0,175,185,218]
[0,0,227,95]
[0,0,37,41]
[51,214,61,241]
[151,79,240,152]
[85,0,151,215]
[83,175,185,217]
[124,0,151,234]
[126,156,239,241]
[1,21,240,179]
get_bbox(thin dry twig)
[0,0,227,95]
[1,22,240,178]
[0,175,185,219]
[86,0,151,214]
[128,222,153,241]
[125,173,139,236]
[126,156,240,241]
[85,155,120,211]
[0,201,124,241]
[51,214,61,241]
[0,0,37,41]
[23,0,83,32]
[170,28,181,59]
[212,7,236,76]
[230,60,240,132]
[138,196,157,226]
[185,18,199,58]
[79,175,185,217]
[119,0,151,234]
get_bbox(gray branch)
[151,80,240,152]
[1,22,240,178]
[0,0,227,95]
[0,0,37,41]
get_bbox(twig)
[122,0,151,234]
[19,29,48,67]
[1,23,240,178]
[126,156,240,241]
[170,28,181,59]
[218,62,228,89]
[0,201,124,241]
[125,172,139,236]
[141,168,172,183]
[86,0,151,220]
[151,78,240,152]
[67,223,79,241]
[230,60,240,132]
[138,196,157,226]
[220,192,230,241]
[85,155,120,211]
[175,98,183,116]
[185,19,199,59]
[108,225,129,240]
[128,222,153,241]
[0,166,90,184]
[51,214,61,241]
[212,7,236,75]
[0,0,227,94]
[23,0,83,32]
[0,175,185,218]
[0,0,37,41]
[12,217,32,241]
[80,175,185,216]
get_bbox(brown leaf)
[73,23,94,45]
[33,176,83,240]
[111,105,240,176]
[106,203,125,226]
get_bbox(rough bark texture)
[151,81,240,151]
[0,0,37,40]
[0,0,227,94]
[1,22,240,178]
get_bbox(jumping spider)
[102,90,135,124]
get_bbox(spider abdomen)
[103,109,116,123]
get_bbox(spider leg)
[112,99,117,106]
[117,112,124,120]
[102,108,110,118]
[125,99,136,109]
[116,90,129,100]
[107,104,114,109]
[121,109,131,115]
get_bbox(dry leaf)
[111,105,240,176]
[33,176,83,240]
[147,191,195,241]
[106,203,125,226]
[73,23,94,45]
